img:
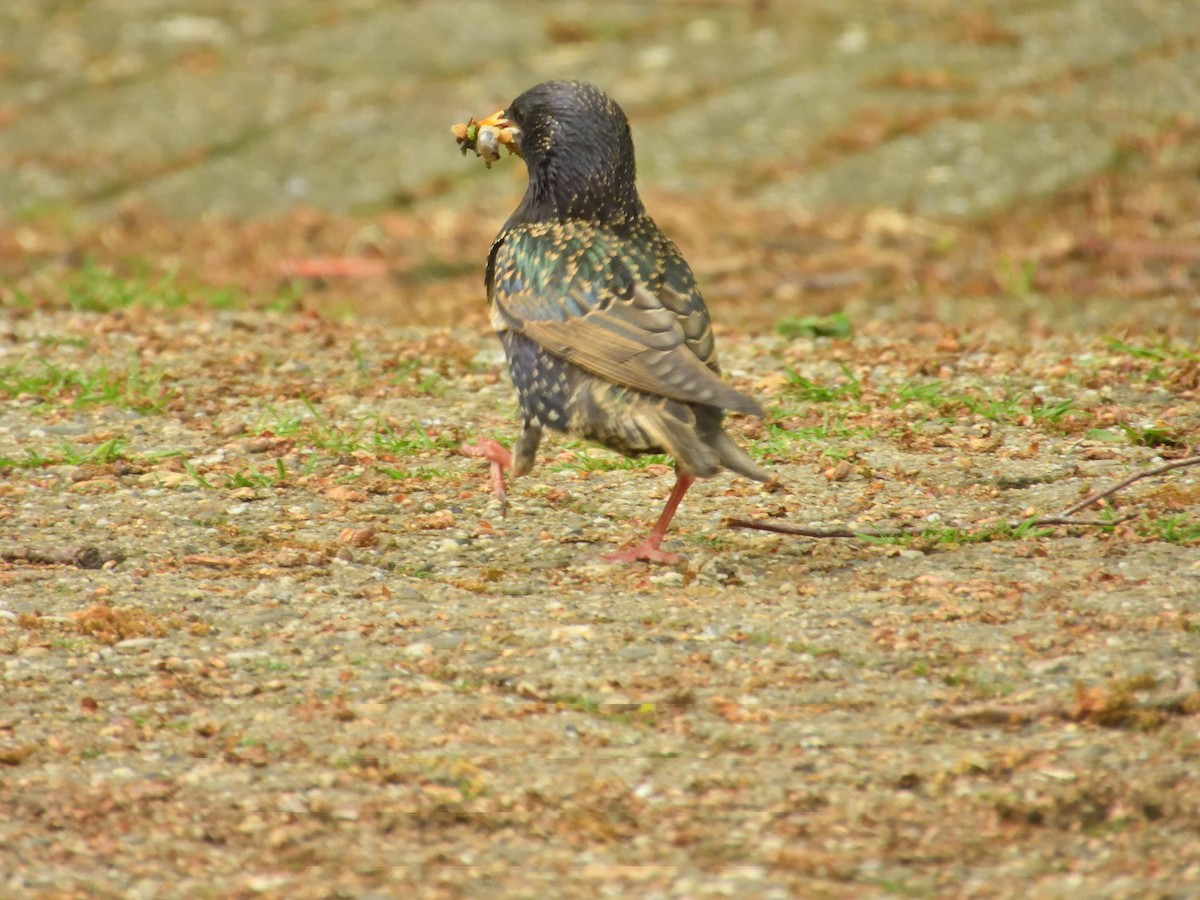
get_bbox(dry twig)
[721,520,918,539]
[723,513,1136,538]
[938,682,1200,729]
[725,454,1198,540]
[0,546,123,569]
[1056,454,1200,518]
[936,702,1061,727]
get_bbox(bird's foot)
[602,538,683,565]
[460,437,512,516]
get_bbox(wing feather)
[490,221,763,417]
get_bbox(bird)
[459,80,770,563]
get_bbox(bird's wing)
[489,223,762,416]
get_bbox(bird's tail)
[709,429,772,483]
[654,405,772,483]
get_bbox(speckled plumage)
[464,80,769,561]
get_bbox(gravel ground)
[3,3,1199,891]
[1,296,1198,898]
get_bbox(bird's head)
[475,80,645,225]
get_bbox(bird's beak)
[477,109,523,157]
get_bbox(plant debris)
[452,117,520,168]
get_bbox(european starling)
[459,80,769,563]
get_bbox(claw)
[602,541,684,565]
[460,437,513,517]
[602,470,695,565]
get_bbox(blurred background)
[2,0,1198,333]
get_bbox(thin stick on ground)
[1056,453,1200,517]
[0,546,123,569]
[721,521,918,539]
[722,514,1137,539]
[725,452,1200,540]
[937,680,1200,728]
[1024,514,1138,528]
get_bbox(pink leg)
[461,437,512,515]
[603,472,695,564]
